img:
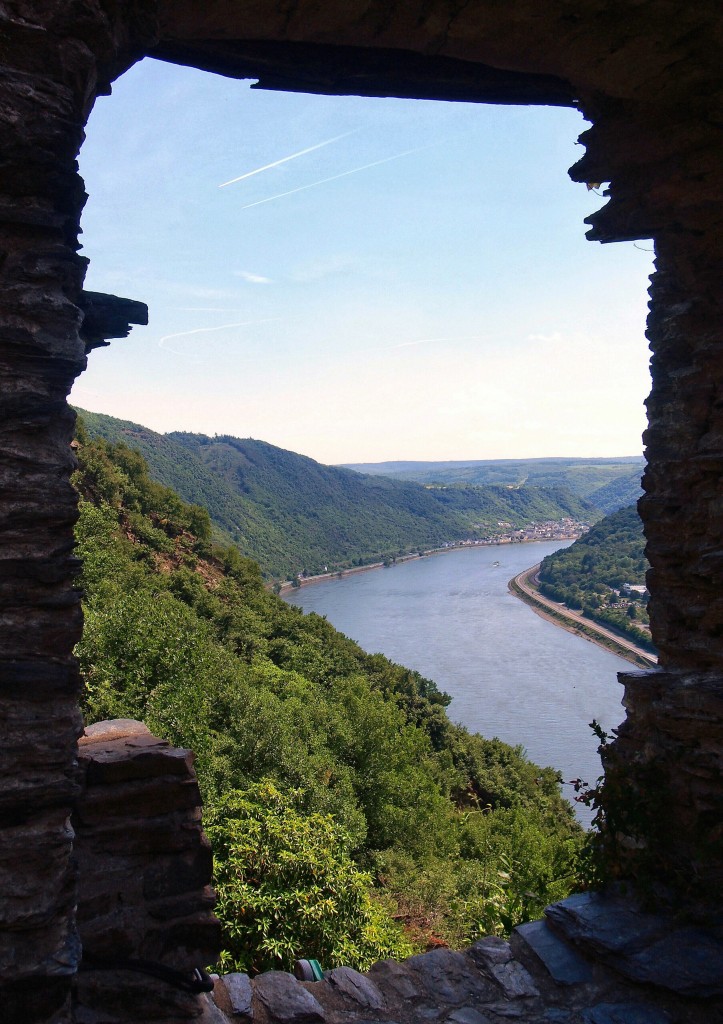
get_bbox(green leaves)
[74,431,584,966]
[206,784,411,974]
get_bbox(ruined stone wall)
[73,720,219,1023]
[1,2,722,1022]
[0,5,156,1020]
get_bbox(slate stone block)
[325,966,384,1009]
[514,920,593,985]
[545,893,666,956]
[546,893,723,996]
[368,959,422,1001]
[219,972,253,1019]
[469,936,536,996]
[406,947,496,1004]
[446,1006,493,1024]
[581,1002,672,1024]
[623,927,723,997]
[253,971,325,1023]
[468,937,513,966]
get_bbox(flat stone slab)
[515,920,593,985]
[253,971,325,1023]
[581,1003,672,1024]
[545,893,723,996]
[325,967,384,1009]
[81,719,153,743]
[545,893,667,957]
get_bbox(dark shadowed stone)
[467,939,537,998]
[415,1008,446,1021]
[325,966,384,1009]
[218,972,253,1019]
[622,927,723,997]
[368,959,422,1001]
[581,1003,672,1024]
[545,893,723,996]
[540,1011,573,1022]
[78,290,148,351]
[406,947,494,1004]
[446,1007,493,1024]
[483,1002,524,1018]
[545,893,667,956]
[468,937,513,966]
[203,991,236,1024]
[514,921,593,985]
[253,972,325,1023]
[487,960,538,999]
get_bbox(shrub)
[206,783,412,974]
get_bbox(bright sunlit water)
[285,541,631,826]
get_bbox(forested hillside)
[77,409,599,579]
[537,506,655,653]
[342,457,644,514]
[73,425,584,972]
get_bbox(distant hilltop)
[75,408,607,580]
[339,456,644,515]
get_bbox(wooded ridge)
[77,409,600,579]
[537,506,655,654]
[342,457,644,515]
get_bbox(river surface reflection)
[285,542,630,826]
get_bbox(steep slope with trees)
[77,409,599,579]
[537,506,654,653]
[73,426,584,971]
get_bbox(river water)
[285,542,631,826]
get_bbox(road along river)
[285,541,632,827]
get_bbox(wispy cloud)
[239,144,436,211]
[290,254,358,284]
[218,131,358,188]
[234,270,272,284]
[526,331,562,343]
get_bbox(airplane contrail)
[218,131,357,189]
[239,144,436,211]
[158,316,291,355]
[391,336,487,349]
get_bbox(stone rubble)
[196,895,721,1024]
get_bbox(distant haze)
[72,58,653,463]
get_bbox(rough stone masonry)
[0,3,721,1022]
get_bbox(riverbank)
[276,535,584,594]
[509,563,658,669]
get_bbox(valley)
[77,409,602,580]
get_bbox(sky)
[72,57,654,464]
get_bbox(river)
[284,541,631,826]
